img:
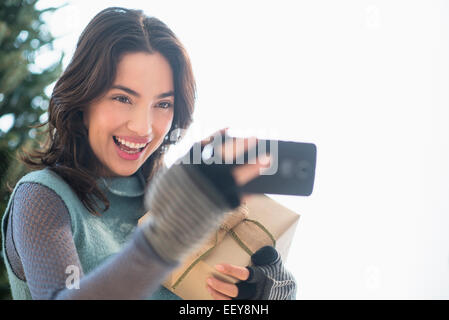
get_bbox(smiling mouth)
[113,136,150,154]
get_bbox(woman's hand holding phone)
[197,127,273,203]
[196,127,317,198]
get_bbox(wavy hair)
[21,7,196,215]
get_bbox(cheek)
[89,106,124,138]
[153,110,174,141]
[85,106,128,158]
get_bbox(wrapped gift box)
[139,194,300,300]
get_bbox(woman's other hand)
[206,263,249,300]
[207,246,297,300]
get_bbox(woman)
[1,7,296,300]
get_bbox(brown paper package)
[138,194,300,300]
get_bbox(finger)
[215,263,250,281]
[231,153,273,186]
[218,136,258,163]
[206,277,239,298]
[206,284,232,300]
[240,194,254,204]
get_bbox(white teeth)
[116,137,148,149]
[120,146,139,154]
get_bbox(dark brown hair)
[21,7,196,215]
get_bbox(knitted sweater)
[1,163,234,299]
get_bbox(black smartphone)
[204,136,317,196]
[239,139,317,196]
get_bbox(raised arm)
[8,134,268,299]
[8,163,238,299]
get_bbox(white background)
[13,0,449,299]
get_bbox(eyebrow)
[111,85,174,99]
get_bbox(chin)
[109,164,141,177]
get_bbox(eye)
[157,101,173,109]
[112,95,132,104]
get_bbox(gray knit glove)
[141,162,239,265]
[234,246,297,300]
[140,137,244,265]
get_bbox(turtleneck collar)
[97,169,146,197]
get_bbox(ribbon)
[171,204,276,290]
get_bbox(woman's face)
[83,51,175,177]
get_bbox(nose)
[127,104,153,137]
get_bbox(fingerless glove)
[141,142,242,265]
[234,246,297,300]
